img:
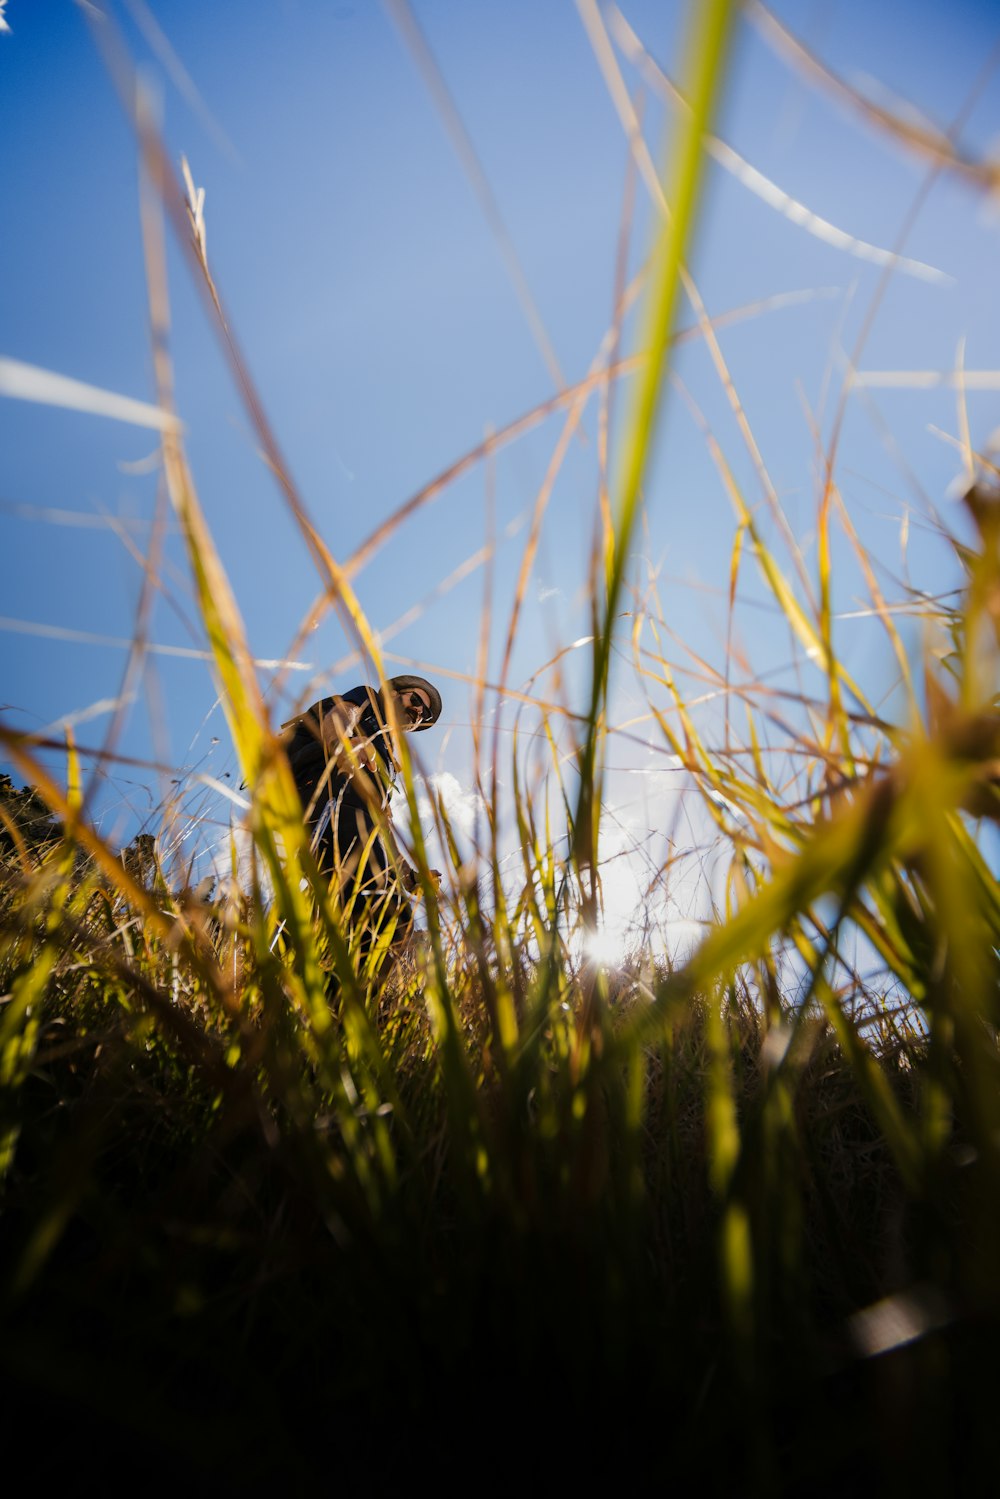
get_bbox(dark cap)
[383,674,442,731]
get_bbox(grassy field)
[3,2,1000,1490]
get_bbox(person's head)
[379,675,442,732]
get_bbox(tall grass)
[2,1,999,1489]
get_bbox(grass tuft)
[2,2,999,1489]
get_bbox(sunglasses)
[399,688,432,726]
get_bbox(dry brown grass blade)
[474,434,498,810]
[0,728,189,947]
[344,284,827,600]
[382,0,568,395]
[0,615,304,671]
[6,736,217,781]
[382,542,497,652]
[578,0,816,607]
[799,390,916,717]
[120,0,240,165]
[497,382,587,698]
[345,356,636,583]
[96,502,203,645]
[670,373,869,712]
[0,500,154,530]
[0,355,180,432]
[85,453,173,814]
[180,155,224,324]
[128,75,342,1022]
[380,652,589,727]
[597,81,644,569]
[852,369,1000,390]
[748,0,1000,194]
[805,43,1000,718]
[83,4,388,686]
[604,0,950,284]
[630,612,888,813]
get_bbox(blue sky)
[2,0,999,930]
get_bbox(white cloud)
[417,772,486,840]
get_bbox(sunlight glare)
[583,924,625,968]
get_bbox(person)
[280,675,443,984]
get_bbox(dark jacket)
[283,685,398,821]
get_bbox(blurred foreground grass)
[3,1,1000,1489]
